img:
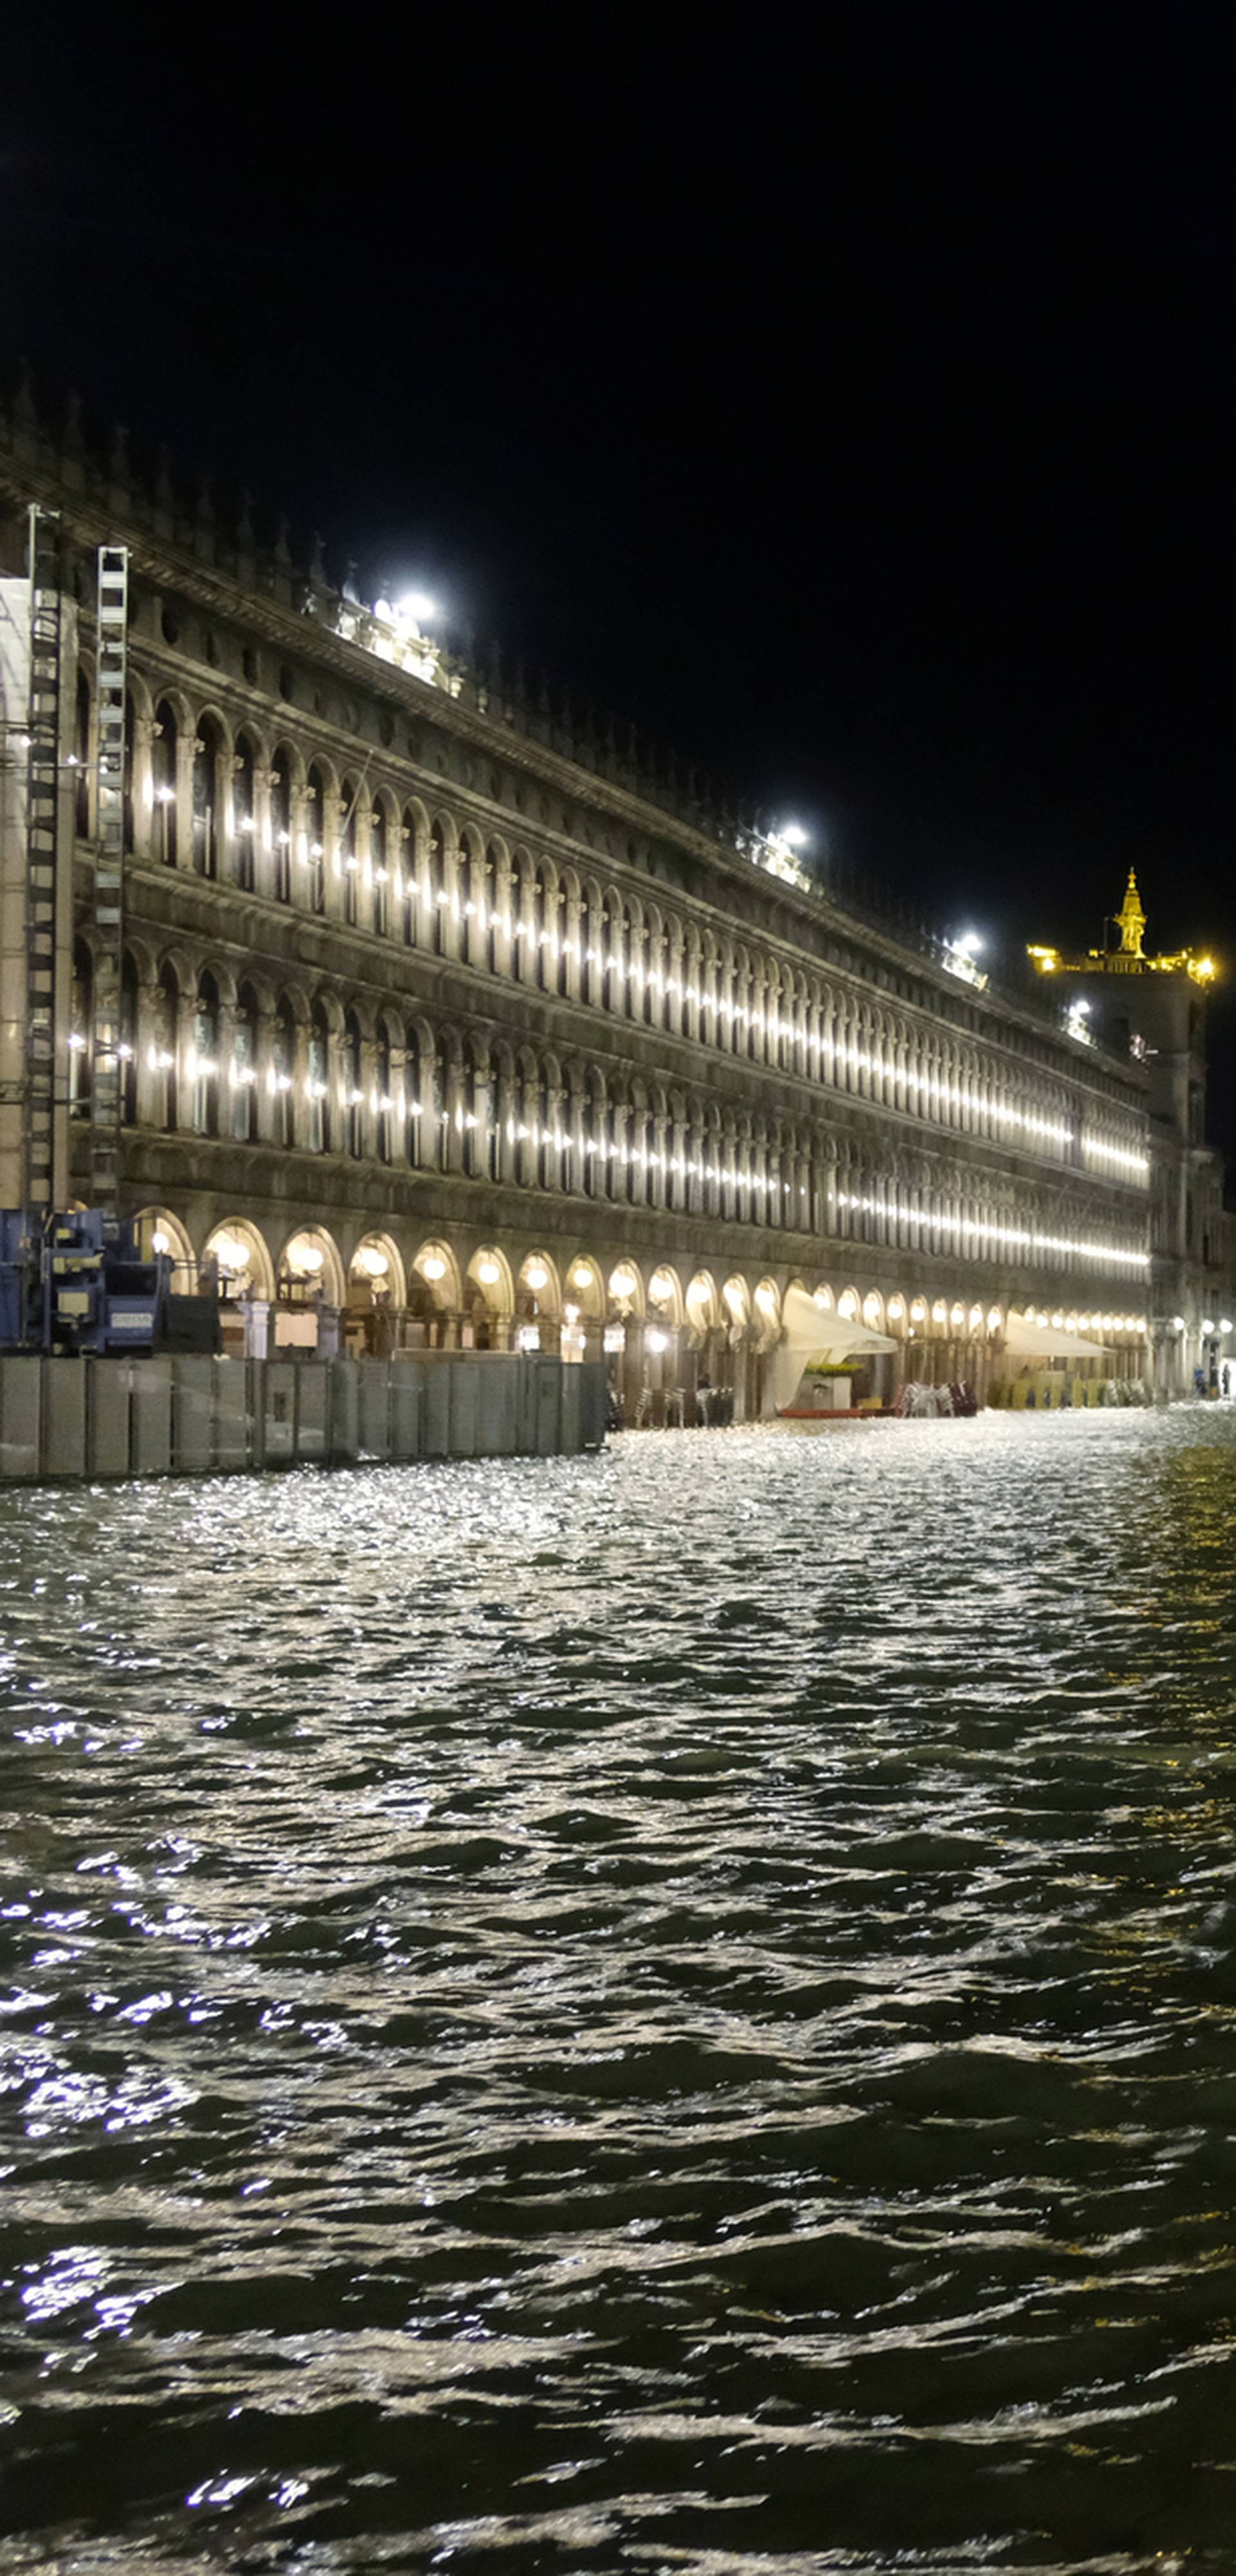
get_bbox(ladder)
[91,546,128,1213]
[23,507,62,1220]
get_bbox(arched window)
[371,803,389,938]
[192,972,220,1136]
[74,670,91,838]
[120,949,138,1124]
[155,961,179,1129]
[536,1063,552,1188]
[344,1009,363,1157]
[233,732,257,891]
[69,940,91,1117]
[485,844,503,973]
[272,994,295,1149]
[308,999,331,1152]
[271,749,294,902]
[375,1024,392,1164]
[231,983,258,1141]
[401,809,418,943]
[432,1035,449,1170]
[340,779,359,925]
[429,820,446,953]
[404,1027,422,1164]
[153,700,178,864]
[304,764,327,915]
[192,715,223,878]
[532,867,549,991]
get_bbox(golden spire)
[1115,868,1146,958]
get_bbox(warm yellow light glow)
[476,1257,501,1286]
[421,1255,447,1283]
[524,1260,548,1291]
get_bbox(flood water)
[3,1408,1236,2576]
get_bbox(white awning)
[767,1287,897,1411]
[1001,1312,1110,1359]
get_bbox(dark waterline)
[2,1412,1234,2575]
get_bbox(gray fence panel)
[449,1359,479,1458]
[172,1356,215,1473]
[559,1364,581,1455]
[356,1361,391,1461]
[88,1361,131,1479]
[422,1360,451,1457]
[485,1358,520,1455]
[579,1361,607,1450]
[130,1361,173,1477]
[390,1363,423,1460]
[0,1357,42,1481]
[534,1356,562,1455]
[214,1362,251,1470]
[295,1365,328,1463]
[328,1359,360,1465]
[44,1361,87,1479]
[263,1361,297,1462]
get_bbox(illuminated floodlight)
[1221,1318,1233,1334]
[1202,1318,1217,1336]
[950,931,984,958]
[780,822,809,848]
[394,590,438,630]
[1171,1315,1186,1332]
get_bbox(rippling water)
[3,1409,1236,2576]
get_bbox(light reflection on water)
[1,1408,1235,2575]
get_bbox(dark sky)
[4,6,1233,1136]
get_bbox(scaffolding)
[91,546,128,1212]
[23,506,62,1220]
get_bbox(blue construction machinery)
[0,1209,170,1355]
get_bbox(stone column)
[291,1015,313,1151]
[131,708,155,858]
[251,763,275,900]
[322,788,343,917]
[135,978,164,1128]
[563,884,583,1003]
[359,1037,380,1162]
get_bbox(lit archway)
[278,1224,344,1305]
[685,1270,719,1333]
[412,1239,460,1307]
[648,1263,684,1327]
[203,1217,276,1302]
[133,1204,196,1289]
[608,1259,646,1318]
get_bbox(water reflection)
[2,1411,1235,2573]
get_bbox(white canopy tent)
[1000,1312,1111,1361]
[767,1286,897,1413]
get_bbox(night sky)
[4,8,1233,1137]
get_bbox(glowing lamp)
[421,1255,446,1283]
[524,1261,548,1292]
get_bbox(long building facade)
[1,386,1228,1411]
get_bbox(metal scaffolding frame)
[23,506,62,1220]
[91,545,128,1213]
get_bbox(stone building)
[0,384,1221,1410]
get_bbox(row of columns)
[87,703,1147,1176]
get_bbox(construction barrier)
[0,1352,608,1484]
